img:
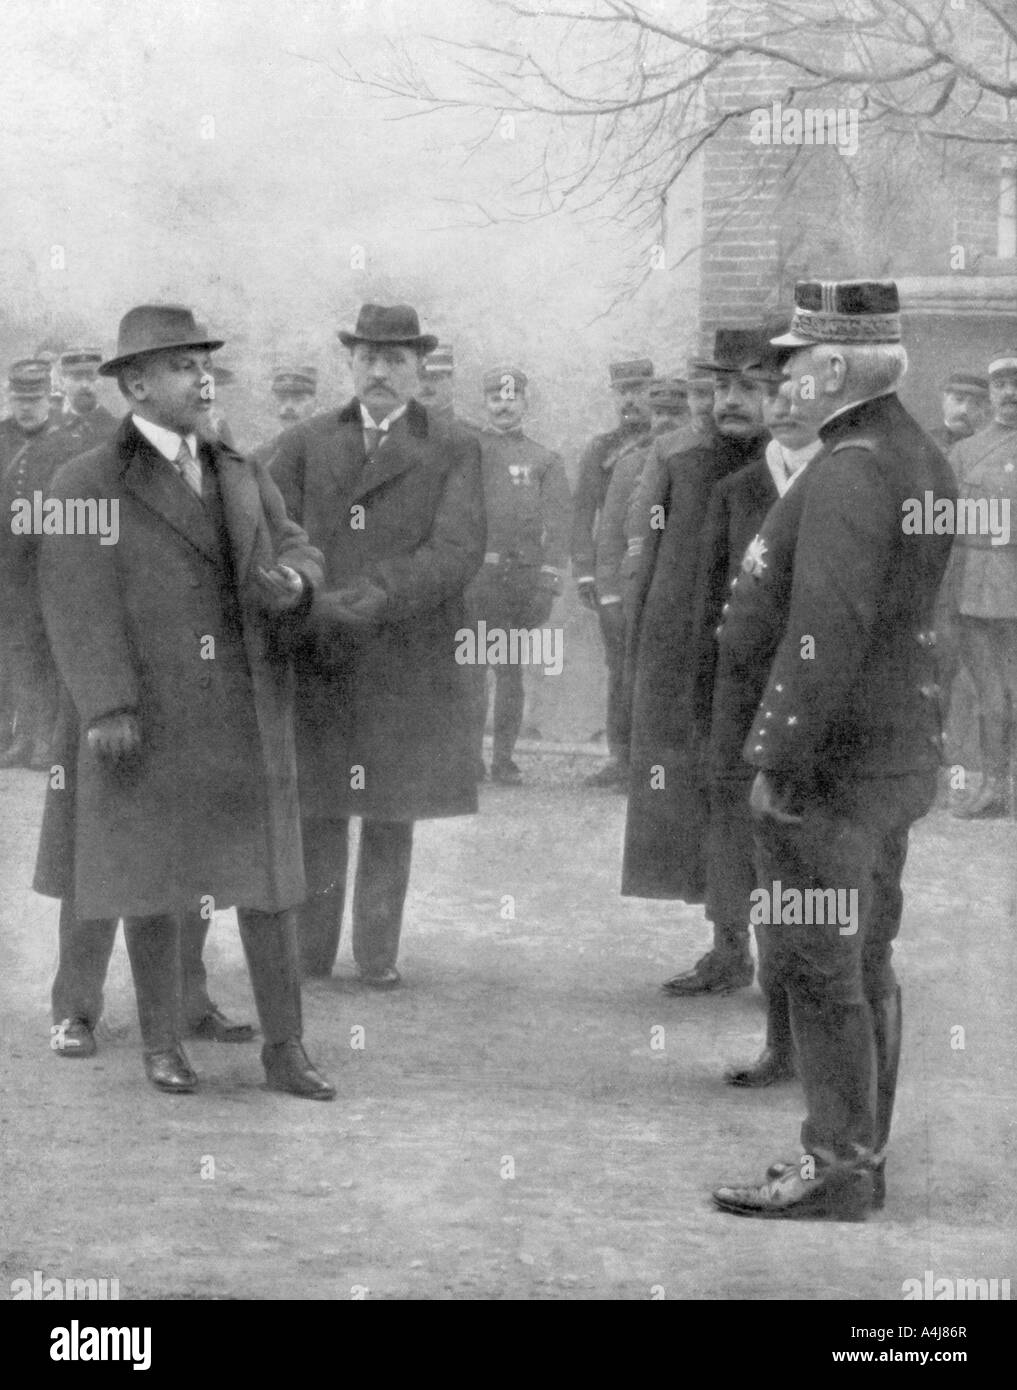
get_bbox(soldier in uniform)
[571,358,654,786]
[271,365,318,427]
[622,329,772,989]
[56,347,120,444]
[948,351,1017,819]
[466,365,572,783]
[0,359,62,768]
[928,370,989,454]
[712,280,956,1220]
[416,342,456,423]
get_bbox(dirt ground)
[1,754,1014,1301]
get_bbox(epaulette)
[830,437,878,455]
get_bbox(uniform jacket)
[621,430,768,900]
[267,397,485,823]
[570,423,650,578]
[595,434,654,601]
[745,392,957,788]
[472,425,571,570]
[709,468,815,782]
[948,422,1017,619]
[34,415,323,918]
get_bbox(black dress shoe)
[187,1006,256,1043]
[50,1017,97,1058]
[766,1156,886,1210]
[357,966,402,989]
[662,953,754,996]
[0,735,32,769]
[491,759,523,785]
[713,1163,874,1221]
[144,1045,198,1093]
[262,1039,336,1100]
[724,1047,795,1087]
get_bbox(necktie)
[364,425,383,457]
[175,440,203,497]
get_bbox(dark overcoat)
[266,398,485,823]
[744,394,957,789]
[33,416,323,918]
[621,431,768,900]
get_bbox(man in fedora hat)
[712,280,955,1220]
[693,363,823,1085]
[571,358,655,787]
[34,303,334,1100]
[465,364,571,784]
[266,303,484,986]
[622,328,772,995]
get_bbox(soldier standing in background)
[466,365,572,784]
[571,358,654,786]
[271,365,318,427]
[0,359,62,768]
[949,351,1017,819]
[928,371,989,454]
[416,342,457,423]
[56,348,119,444]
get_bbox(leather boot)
[868,985,902,1211]
[296,889,343,978]
[238,909,335,1100]
[953,716,1008,818]
[124,915,196,1093]
[725,985,796,1087]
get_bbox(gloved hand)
[577,578,598,611]
[87,712,142,768]
[253,563,306,615]
[313,578,388,631]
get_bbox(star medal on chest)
[741,534,769,579]
[509,463,532,487]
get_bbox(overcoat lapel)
[212,445,262,585]
[118,420,219,562]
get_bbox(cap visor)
[769,331,812,347]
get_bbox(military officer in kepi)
[712,280,956,1220]
[466,364,572,784]
[947,351,1017,819]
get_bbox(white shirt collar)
[360,402,407,432]
[765,437,824,497]
[133,414,197,462]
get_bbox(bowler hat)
[99,304,224,376]
[338,303,438,353]
[692,327,773,375]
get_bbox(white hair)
[814,342,909,396]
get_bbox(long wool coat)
[265,398,485,823]
[33,416,323,918]
[621,431,769,901]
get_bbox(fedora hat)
[338,303,438,353]
[99,304,224,376]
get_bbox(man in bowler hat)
[266,304,485,986]
[35,303,334,1099]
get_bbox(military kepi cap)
[339,303,438,354]
[942,371,988,395]
[8,358,52,398]
[483,364,528,394]
[423,343,454,377]
[609,358,653,386]
[100,304,224,376]
[60,347,103,370]
[272,366,318,395]
[771,280,902,347]
[648,377,687,409]
[988,352,1017,377]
